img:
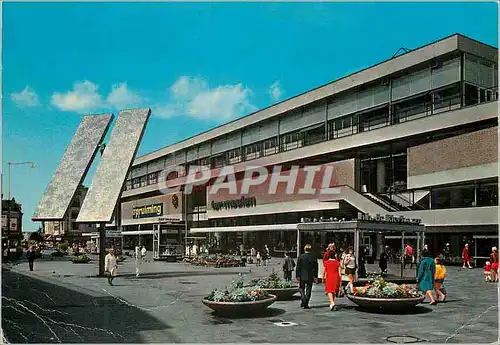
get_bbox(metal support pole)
[296,228,301,259]
[422,232,425,253]
[99,223,106,277]
[7,163,11,201]
[184,192,188,257]
[354,229,360,281]
[401,231,405,278]
[416,232,421,264]
[116,203,122,253]
[6,164,11,255]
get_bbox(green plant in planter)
[247,270,296,289]
[72,254,89,261]
[205,276,270,302]
[352,278,422,298]
[58,242,69,252]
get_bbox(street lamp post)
[5,161,35,256]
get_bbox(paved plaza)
[2,253,499,343]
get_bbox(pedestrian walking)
[490,247,498,282]
[323,243,335,263]
[256,252,262,266]
[26,246,36,271]
[462,244,472,269]
[323,250,341,311]
[342,247,356,293]
[296,244,318,309]
[417,249,437,305]
[434,257,447,302]
[484,261,493,282]
[282,252,295,281]
[105,248,118,286]
[141,246,147,261]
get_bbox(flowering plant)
[205,277,271,302]
[247,270,296,289]
[351,279,422,298]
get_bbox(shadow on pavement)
[99,270,242,280]
[209,307,286,320]
[1,270,177,343]
[353,305,433,315]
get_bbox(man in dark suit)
[26,246,36,271]
[296,244,318,309]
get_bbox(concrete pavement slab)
[2,254,498,343]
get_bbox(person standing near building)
[105,248,118,286]
[462,244,472,269]
[141,246,147,262]
[404,244,414,269]
[250,247,256,264]
[264,244,270,266]
[417,249,437,305]
[135,246,141,277]
[26,246,36,271]
[256,251,262,266]
[379,246,388,276]
[282,252,295,281]
[296,244,318,309]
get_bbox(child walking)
[434,257,447,302]
[484,261,492,282]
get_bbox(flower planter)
[260,288,299,301]
[71,259,91,264]
[202,294,277,316]
[347,294,425,311]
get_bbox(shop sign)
[133,203,163,219]
[158,217,181,223]
[106,230,122,238]
[358,212,421,225]
[211,196,257,211]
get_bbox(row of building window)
[124,83,497,192]
[411,180,498,210]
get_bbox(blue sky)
[2,2,498,231]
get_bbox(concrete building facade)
[118,34,498,261]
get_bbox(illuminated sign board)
[132,203,163,219]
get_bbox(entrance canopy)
[297,220,424,234]
[190,215,425,279]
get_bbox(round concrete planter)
[260,288,299,301]
[202,294,277,316]
[71,258,91,264]
[347,294,425,311]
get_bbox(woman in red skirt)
[323,250,342,311]
[462,244,472,269]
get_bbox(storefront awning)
[121,230,154,236]
[190,223,298,234]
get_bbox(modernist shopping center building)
[117,34,498,260]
